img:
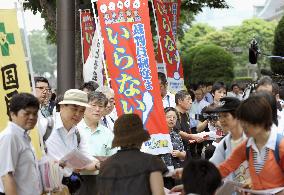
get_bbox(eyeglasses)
[35,86,51,91]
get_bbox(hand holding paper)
[60,149,93,170]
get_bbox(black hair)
[88,91,108,107]
[158,72,167,85]
[236,95,272,130]
[79,81,99,92]
[9,93,39,117]
[50,93,56,101]
[55,94,64,112]
[205,82,213,87]
[182,159,222,195]
[279,86,284,100]
[188,89,195,102]
[175,90,192,105]
[34,76,49,86]
[211,81,226,94]
[164,107,178,116]
[254,91,278,126]
[231,83,239,90]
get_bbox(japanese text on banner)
[154,0,184,92]
[0,9,42,158]
[97,0,172,154]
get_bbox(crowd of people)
[1,72,284,195]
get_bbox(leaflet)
[61,149,93,169]
[216,181,284,195]
[239,187,284,195]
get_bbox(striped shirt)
[247,126,277,174]
[252,147,269,173]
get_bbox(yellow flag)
[0,9,42,159]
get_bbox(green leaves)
[28,30,56,76]
[179,18,277,82]
[271,15,284,74]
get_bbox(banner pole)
[16,0,36,94]
[91,0,110,87]
[150,0,168,79]
[79,9,85,64]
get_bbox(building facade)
[254,0,284,21]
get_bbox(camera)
[195,113,219,122]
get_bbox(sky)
[0,0,266,31]
[0,0,44,31]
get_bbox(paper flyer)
[61,149,93,169]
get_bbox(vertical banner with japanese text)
[0,9,42,158]
[163,0,181,39]
[97,0,172,154]
[154,0,184,92]
[80,10,105,85]
[80,11,95,63]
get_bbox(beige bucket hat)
[58,89,90,107]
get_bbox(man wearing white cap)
[45,89,100,193]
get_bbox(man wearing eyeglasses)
[35,76,51,109]
[34,76,53,146]
[96,86,117,131]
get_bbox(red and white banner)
[80,10,104,85]
[154,0,184,92]
[80,11,95,63]
[96,0,172,154]
[163,0,181,39]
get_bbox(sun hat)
[58,89,90,108]
[112,113,150,148]
[212,97,241,112]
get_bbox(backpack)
[42,117,54,142]
[246,133,283,165]
[42,117,81,153]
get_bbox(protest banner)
[154,0,184,92]
[96,0,172,154]
[163,0,181,39]
[80,10,105,85]
[0,9,42,158]
[80,11,95,63]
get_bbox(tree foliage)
[229,18,276,70]
[183,44,234,85]
[271,16,284,74]
[28,30,56,77]
[178,23,215,52]
[179,18,276,80]
[199,31,233,49]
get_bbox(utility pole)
[57,0,75,95]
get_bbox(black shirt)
[96,148,168,195]
[176,112,191,150]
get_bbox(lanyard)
[57,128,76,150]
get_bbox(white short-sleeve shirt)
[0,122,41,195]
[46,112,95,161]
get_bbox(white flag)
[83,22,104,86]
